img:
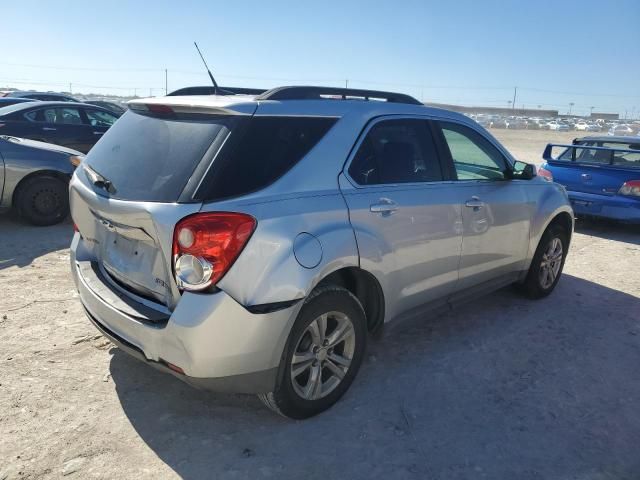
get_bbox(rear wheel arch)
[315,267,385,334]
[12,169,71,207]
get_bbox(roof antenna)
[194,41,219,94]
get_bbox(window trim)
[343,114,451,189]
[434,120,514,183]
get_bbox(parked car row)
[469,113,640,135]
[0,91,126,115]
[0,92,126,225]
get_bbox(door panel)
[340,116,462,322]
[0,149,5,205]
[435,120,531,292]
[341,180,463,321]
[454,181,529,290]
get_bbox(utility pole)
[165,69,168,95]
[512,86,517,110]
[149,88,153,97]
[345,79,348,88]
[69,83,72,94]
[568,102,574,115]
[590,106,594,117]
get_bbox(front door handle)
[465,197,485,209]
[42,127,56,131]
[370,199,398,214]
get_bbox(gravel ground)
[1,131,639,479]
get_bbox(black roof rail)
[256,86,422,105]
[167,86,267,97]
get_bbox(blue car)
[540,136,640,223]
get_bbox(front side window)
[348,118,442,185]
[439,122,508,180]
[57,108,83,124]
[86,109,118,127]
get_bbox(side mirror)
[511,161,537,180]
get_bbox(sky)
[1,0,639,116]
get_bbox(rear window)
[199,116,337,200]
[559,140,640,167]
[83,111,232,202]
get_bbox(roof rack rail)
[256,86,422,105]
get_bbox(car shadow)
[574,217,640,246]
[0,214,73,271]
[109,274,640,479]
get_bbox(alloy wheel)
[539,237,563,289]
[290,311,356,401]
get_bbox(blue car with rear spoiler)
[539,136,640,223]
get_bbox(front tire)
[517,224,568,299]
[259,285,367,419]
[15,175,69,226]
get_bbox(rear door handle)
[93,131,104,135]
[581,173,592,181]
[42,127,56,131]
[370,199,398,214]
[465,197,485,209]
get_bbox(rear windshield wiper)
[84,165,116,194]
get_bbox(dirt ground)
[1,132,639,480]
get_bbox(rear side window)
[83,111,232,202]
[348,118,443,185]
[201,116,337,200]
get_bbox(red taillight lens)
[172,212,256,292]
[619,180,640,197]
[537,165,553,182]
[73,223,79,232]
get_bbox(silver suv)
[69,86,573,418]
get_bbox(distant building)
[590,112,619,120]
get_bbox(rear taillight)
[618,180,640,198]
[537,165,553,182]
[172,212,256,292]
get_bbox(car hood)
[0,135,83,156]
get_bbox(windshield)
[82,110,234,202]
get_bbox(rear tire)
[517,224,568,299]
[15,175,69,226]
[258,285,367,419]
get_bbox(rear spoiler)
[543,143,640,164]
[167,86,267,97]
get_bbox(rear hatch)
[70,97,256,309]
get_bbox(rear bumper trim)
[84,306,278,394]
[568,191,640,223]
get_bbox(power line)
[0,61,162,72]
